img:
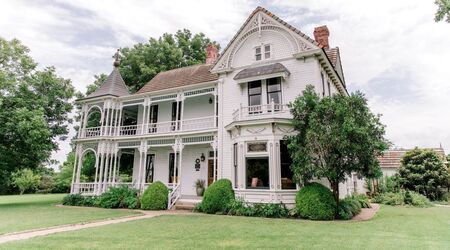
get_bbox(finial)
[113,49,120,67]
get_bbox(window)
[255,46,262,61]
[327,81,331,96]
[145,154,155,183]
[247,142,267,152]
[148,105,158,133]
[248,80,262,113]
[321,73,325,97]
[246,157,269,189]
[280,141,295,189]
[255,45,271,61]
[168,153,179,183]
[267,77,282,105]
[264,45,271,59]
[171,102,182,131]
[233,143,238,188]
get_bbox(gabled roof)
[233,63,290,80]
[213,6,320,70]
[84,67,130,100]
[377,148,447,169]
[136,64,218,94]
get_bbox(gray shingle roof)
[233,63,290,80]
[84,67,130,100]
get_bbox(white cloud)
[1,0,449,167]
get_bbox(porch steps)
[173,195,202,211]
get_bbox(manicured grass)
[0,194,138,235]
[2,205,449,249]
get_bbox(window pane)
[264,45,270,52]
[246,157,269,189]
[256,47,261,54]
[267,78,281,92]
[268,92,281,104]
[248,81,261,95]
[247,142,267,152]
[255,54,261,61]
[249,95,261,106]
[280,141,296,189]
[264,52,270,59]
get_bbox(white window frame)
[254,44,272,61]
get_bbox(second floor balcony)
[81,115,217,138]
[232,103,291,122]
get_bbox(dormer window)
[255,44,271,61]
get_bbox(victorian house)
[71,7,352,208]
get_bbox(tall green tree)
[286,85,388,203]
[0,38,75,194]
[398,148,448,200]
[119,29,219,92]
[435,0,450,23]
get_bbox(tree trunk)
[330,181,339,206]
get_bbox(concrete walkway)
[351,203,380,221]
[0,210,190,244]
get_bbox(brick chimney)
[313,25,330,49]
[205,44,218,64]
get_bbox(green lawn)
[0,194,138,235]
[1,205,449,249]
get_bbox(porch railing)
[233,103,290,121]
[80,116,216,138]
[72,182,96,195]
[168,184,181,210]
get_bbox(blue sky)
[0,0,449,165]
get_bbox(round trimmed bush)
[141,181,169,210]
[295,182,336,220]
[199,179,235,214]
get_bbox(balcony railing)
[80,115,216,138]
[232,103,290,121]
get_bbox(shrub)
[398,148,448,200]
[295,183,336,220]
[199,179,234,214]
[98,185,139,209]
[226,199,289,218]
[62,194,85,206]
[351,194,371,208]
[372,189,432,207]
[37,175,55,194]
[337,195,363,220]
[141,181,169,210]
[11,169,41,195]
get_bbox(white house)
[71,6,357,208]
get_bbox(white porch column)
[179,93,185,131]
[211,135,218,182]
[112,148,119,184]
[77,105,85,138]
[116,103,123,136]
[137,141,147,191]
[140,100,147,135]
[97,152,104,194]
[171,137,183,186]
[93,149,100,193]
[70,145,81,193]
[146,100,152,134]
[214,87,218,128]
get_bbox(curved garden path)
[0,210,190,244]
[351,203,380,221]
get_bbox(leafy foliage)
[398,148,448,200]
[198,179,234,214]
[11,169,41,195]
[98,185,139,209]
[140,181,169,210]
[372,190,432,207]
[435,0,450,22]
[62,194,85,206]
[286,85,388,203]
[118,29,219,92]
[295,182,336,220]
[226,199,290,218]
[0,38,74,193]
[337,196,362,220]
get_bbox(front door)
[207,159,217,186]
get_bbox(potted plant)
[195,179,206,196]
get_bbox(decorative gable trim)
[211,6,319,73]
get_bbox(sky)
[0,0,449,167]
